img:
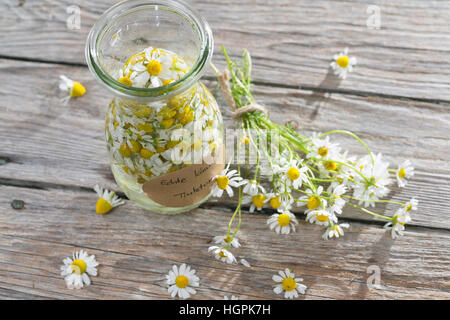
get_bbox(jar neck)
[86,0,213,102]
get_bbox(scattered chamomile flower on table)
[330,47,357,79]
[59,75,86,105]
[60,250,98,289]
[213,235,241,248]
[166,264,199,299]
[322,223,350,240]
[396,160,415,187]
[94,184,125,214]
[208,246,237,264]
[273,268,307,299]
[267,210,298,234]
[211,169,244,197]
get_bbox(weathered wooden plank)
[0,185,449,299]
[1,0,450,100]
[0,59,449,229]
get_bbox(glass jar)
[86,0,224,214]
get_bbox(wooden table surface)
[0,0,449,300]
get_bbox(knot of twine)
[217,69,269,119]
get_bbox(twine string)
[217,69,268,119]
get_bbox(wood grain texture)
[0,185,449,300]
[1,0,449,300]
[1,0,450,100]
[0,59,449,230]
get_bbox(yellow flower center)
[147,60,162,76]
[96,197,112,215]
[316,212,329,222]
[219,251,227,258]
[119,143,131,158]
[242,137,250,145]
[278,213,291,227]
[193,139,203,151]
[119,76,133,86]
[217,176,230,190]
[175,275,189,288]
[70,82,86,98]
[325,161,338,171]
[137,123,154,132]
[398,168,406,179]
[224,236,231,243]
[161,118,174,129]
[129,140,142,153]
[287,167,300,181]
[252,194,267,208]
[140,148,154,159]
[133,107,152,118]
[307,196,320,210]
[162,79,174,86]
[269,197,281,209]
[406,203,412,212]
[336,55,349,68]
[318,146,328,157]
[282,277,297,291]
[71,259,87,275]
[393,215,405,226]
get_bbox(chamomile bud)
[59,75,86,105]
[94,184,125,214]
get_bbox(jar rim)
[85,0,213,100]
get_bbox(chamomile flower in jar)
[87,0,224,214]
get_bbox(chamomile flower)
[60,250,98,289]
[264,192,293,211]
[396,160,414,188]
[224,295,239,300]
[279,159,309,189]
[267,210,298,234]
[211,169,243,197]
[306,209,337,226]
[322,223,350,240]
[94,184,125,214]
[330,47,357,79]
[59,75,86,105]
[208,246,237,264]
[404,197,419,212]
[353,153,392,207]
[119,47,188,89]
[273,268,307,299]
[243,193,267,212]
[166,264,199,299]
[306,134,341,161]
[297,186,327,212]
[213,235,241,248]
[384,208,412,239]
[242,179,266,196]
[328,185,347,215]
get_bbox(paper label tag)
[142,151,225,208]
